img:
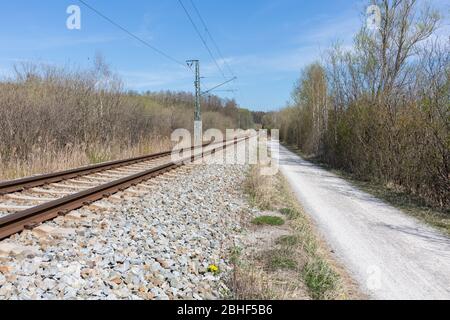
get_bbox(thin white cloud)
[204,9,362,78]
[292,8,361,47]
[3,34,124,51]
[123,44,329,93]
[122,68,191,89]
[136,12,155,43]
[225,47,318,74]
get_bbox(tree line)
[263,0,449,209]
[0,56,254,179]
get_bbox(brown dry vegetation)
[0,56,254,180]
[230,166,361,300]
[264,0,449,211]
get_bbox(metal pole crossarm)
[201,77,237,96]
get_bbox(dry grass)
[0,136,172,181]
[244,165,277,211]
[231,265,309,300]
[0,58,255,182]
[230,165,361,300]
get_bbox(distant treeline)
[0,56,254,178]
[264,0,449,209]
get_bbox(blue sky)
[0,1,448,111]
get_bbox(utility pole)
[187,59,202,146]
[187,59,237,146]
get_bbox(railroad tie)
[5,194,57,202]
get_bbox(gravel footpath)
[275,143,450,299]
[0,157,253,300]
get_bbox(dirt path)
[273,143,450,300]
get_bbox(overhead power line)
[177,0,227,79]
[188,0,239,102]
[78,0,187,68]
[188,0,235,78]
[202,77,237,96]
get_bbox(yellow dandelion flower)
[208,264,220,275]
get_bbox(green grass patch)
[280,207,299,219]
[276,235,299,246]
[302,259,339,300]
[268,256,297,271]
[86,150,110,164]
[252,215,285,226]
[262,249,298,271]
[230,246,242,265]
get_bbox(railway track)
[0,137,247,240]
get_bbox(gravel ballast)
[0,158,254,300]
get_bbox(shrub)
[302,259,339,300]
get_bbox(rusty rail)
[0,137,248,240]
[0,141,213,195]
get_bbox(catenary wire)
[78,0,187,69]
[177,0,227,79]
[188,0,235,78]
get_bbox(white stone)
[0,161,252,301]
[32,225,76,238]
[0,243,39,257]
[20,261,39,276]
[41,278,57,291]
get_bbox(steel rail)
[0,141,214,195]
[0,137,248,240]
